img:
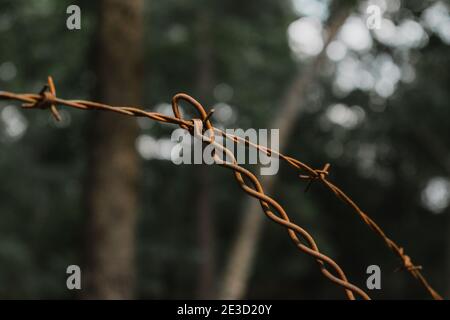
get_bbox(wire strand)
[0,76,443,300]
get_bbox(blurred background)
[0,0,448,299]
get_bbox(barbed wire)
[0,76,443,300]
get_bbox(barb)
[0,77,443,300]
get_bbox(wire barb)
[0,76,444,300]
[21,76,61,122]
[300,163,331,193]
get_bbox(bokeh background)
[0,0,449,299]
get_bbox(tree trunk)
[83,0,144,299]
[218,5,351,299]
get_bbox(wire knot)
[396,248,422,272]
[22,76,61,122]
[299,163,330,193]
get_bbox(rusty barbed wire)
[0,76,443,300]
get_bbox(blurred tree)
[83,0,144,299]
[219,1,353,299]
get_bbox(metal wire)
[0,76,443,300]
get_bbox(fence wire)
[0,76,443,300]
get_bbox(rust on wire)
[0,76,444,300]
